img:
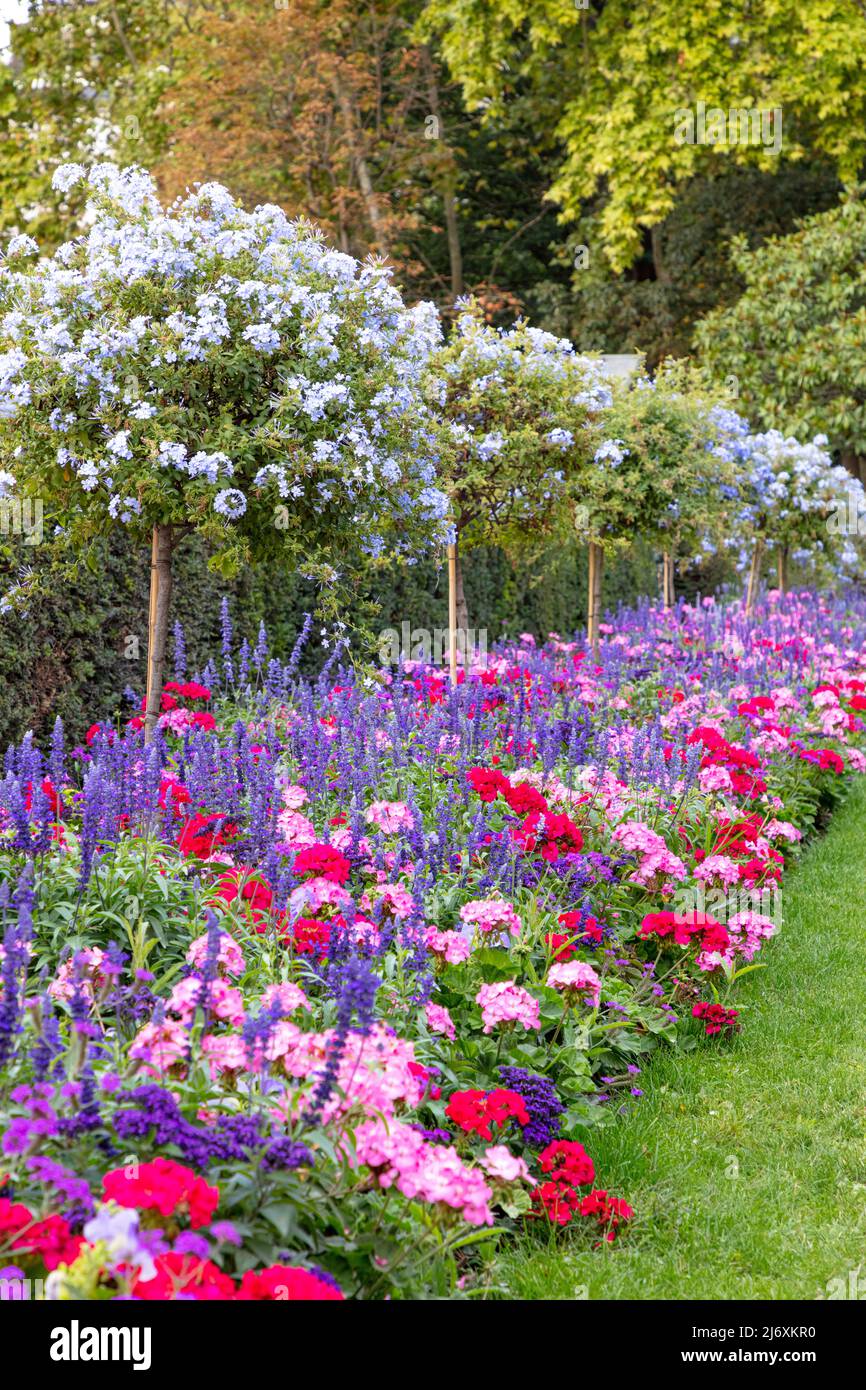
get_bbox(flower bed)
[1,589,865,1299]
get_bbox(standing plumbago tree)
[423,299,608,635]
[580,362,735,643]
[723,426,865,608]
[0,163,451,737]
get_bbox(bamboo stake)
[145,526,160,739]
[587,541,604,658]
[144,524,173,742]
[587,541,596,651]
[447,540,458,687]
[593,543,604,659]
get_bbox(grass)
[495,779,866,1300]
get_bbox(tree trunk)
[453,536,469,634]
[840,448,866,485]
[145,524,173,743]
[650,223,669,284]
[745,537,764,615]
[662,550,676,608]
[331,71,390,258]
[777,545,789,594]
[420,46,463,301]
[587,541,604,657]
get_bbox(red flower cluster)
[132,1252,236,1301]
[513,810,584,861]
[293,843,351,884]
[531,1140,596,1226]
[801,748,845,775]
[176,813,238,859]
[539,1139,595,1185]
[466,766,512,802]
[23,777,63,815]
[692,1001,741,1036]
[578,1189,635,1242]
[131,1255,342,1301]
[0,1198,83,1270]
[164,681,212,701]
[102,1158,220,1229]
[736,695,775,719]
[688,726,767,798]
[213,869,274,926]
[546,911,603,960]
[445,1088,529,1140]
[466,768,585,861]
[503,781,549,816]
[158,777,191,814]
[287,916,332,957]
[236,1264,344,1301]
[639,910,729,956]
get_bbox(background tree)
[419,0,866,271]
[696,192,866,482]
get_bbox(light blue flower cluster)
[594,438,629,468]
[0,163,450,562]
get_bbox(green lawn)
[496,779,866,1300]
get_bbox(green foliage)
[579,360,734,554]
[696,192,866,460]
[532,164,842,367]
[420,0,866,270]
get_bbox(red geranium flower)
[213,869,274,924]
[445,1088,529,1140]
[288,917,331,956]
[12,1213,83,1271]
[293,844,351,884]
[237,1265,344,1301]
[103,1158,220,1229]
[503,781,549,816]
[538,1139,595,1187]
[578,1188,634,1241]
[693,1001,740,1036]
[176,813,237,859]
[132,1252,236,1301]
[467,766,511,802]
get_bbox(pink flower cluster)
[364,800,415,833]
[610,820,689,887]
[167,976,245,1027]
[48,948,107,1004]
[546,960,602,1006]
[476,981,540,1034]
[459,895,522,939]
[352,1119,494,1226]
[424,1002,456,1040]
[186,931,245,977]
[425,927,471,965]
